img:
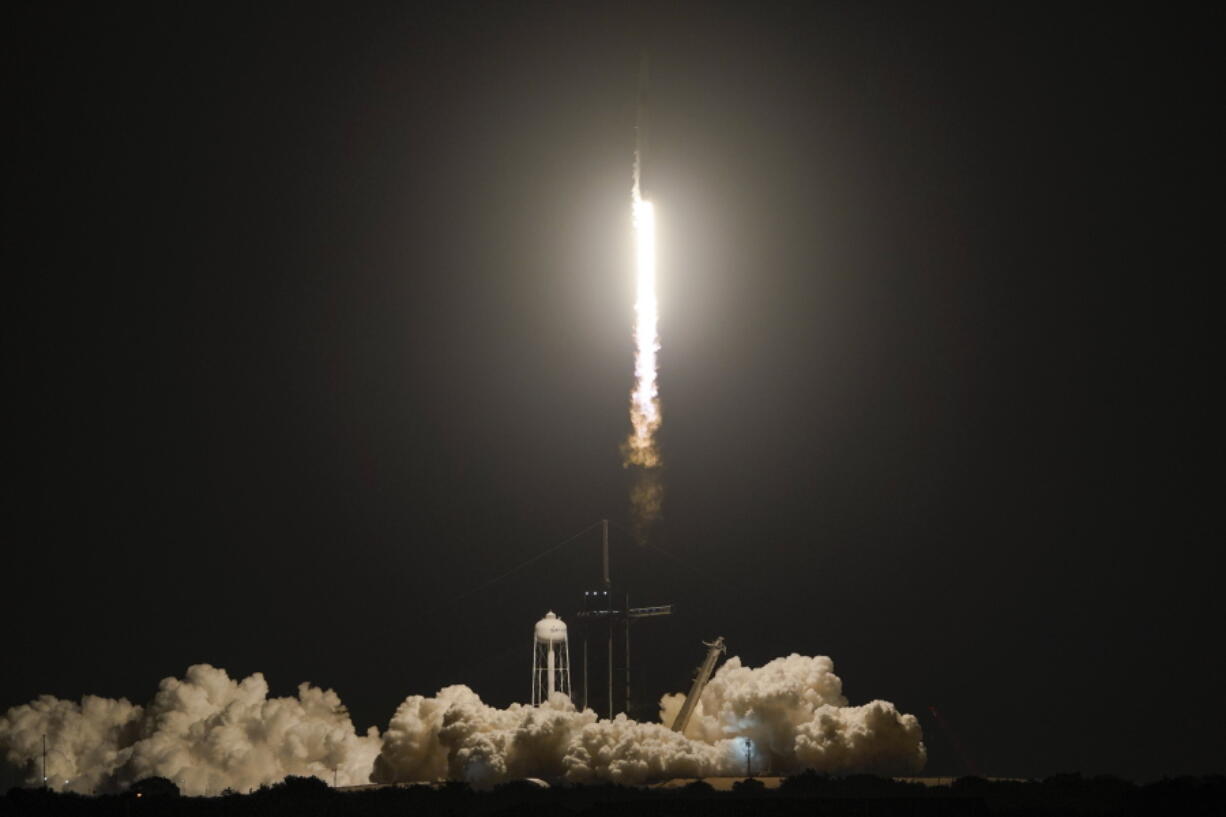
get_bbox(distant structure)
[531,612,572,705]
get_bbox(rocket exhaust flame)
[626,193,660,469]
[624,190,663,540]
[624,59,663,539]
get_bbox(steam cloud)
[2,654,923,794]
[374,653,924,787]
[0,665,379,796]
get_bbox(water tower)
[531,611,572,705]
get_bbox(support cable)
[449,520,603,604]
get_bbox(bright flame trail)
[624,57,663,540]
[626,191,660,469]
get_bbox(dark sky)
[5,1,1219,782]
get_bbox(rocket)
[634,53,650,198]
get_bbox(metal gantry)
[575,520,672,718]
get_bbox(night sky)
[5,2,1219,783]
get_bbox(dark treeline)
[4,773,1224,816]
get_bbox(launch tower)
[576,520,672,718]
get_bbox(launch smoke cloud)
[0,665,380,796]
[2,654,924,794]
[375,653,924,787]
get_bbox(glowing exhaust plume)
[624,160,664,540]
[626,193,660,469]
[624,57,663,539]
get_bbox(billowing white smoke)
[0,665,380,796]
[2,654,922,793]
[370,685,724,787]
[660,654,925,776]
[373,653,924,787]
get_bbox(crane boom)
[671,637,726,733]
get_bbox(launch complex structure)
[576,520,673,719]
[515,517,730,726]
[522,57,722,725]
